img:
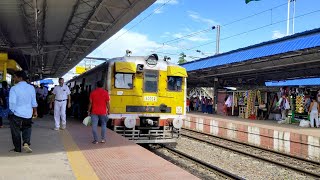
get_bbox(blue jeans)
[202,104,206,113]
[91,114,108,141]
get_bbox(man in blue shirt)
[9,71,38,153]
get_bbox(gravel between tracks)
[175,136,314,180]
[182,130,320,175]
[151,145,236,180]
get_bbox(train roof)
[67,55,183,83]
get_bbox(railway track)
[181,128,320,179]
[161,145,245,180]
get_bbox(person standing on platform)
[0,81,10,128]
[186,98,190,112]
[71,85,81,118]
[9,71,38,153]
[225,95,233,116]
[201,96,206,113]
[279,94,290,120]
[195,97,199,112]
[207,98,213,114]
[308,97,320,128]
[87,81,110,144]
[79,86,89,120]
[36,83,48,118]
[50,78,71,130]
[47,89,54,115]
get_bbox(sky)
[62,0,320,81]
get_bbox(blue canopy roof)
[182,28,320,72]
[40,79,54,84]
[265,78,320,87]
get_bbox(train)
[67,54,188,143]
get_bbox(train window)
[144,71,158,93]
[115,73,133,89]
[167,76,182,91]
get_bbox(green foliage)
[178,52,187,64]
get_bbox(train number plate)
[144,96,157,102]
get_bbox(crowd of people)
[0,72,110,153]
[186,96,214,114]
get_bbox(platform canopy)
[0,0,156,80]
[182,28,320,88]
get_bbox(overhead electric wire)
[154,8,320,57]
[221,2,288,27]
[151,1,291,53]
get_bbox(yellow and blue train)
[67,54,187,143]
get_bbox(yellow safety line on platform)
[60,130,99,180]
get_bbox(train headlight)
[124,117,136,128]
[146,119,154,126]
[173,117,183,129]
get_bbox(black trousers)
[9,115,32,152]
[0,117,2,126]
[38,98,45,118]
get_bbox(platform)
[184,112,320,161]
[0,116,198,180]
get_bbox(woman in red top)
[88,81,110,144]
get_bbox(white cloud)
[63,29,179,81]
[91,29,178,57]
[160,31,172,38]
[272,30,285,39]
[187,11,216,26]
[155,0,178,5]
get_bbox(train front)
[108,54,187,144]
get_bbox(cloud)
[160,32,172,38]
[272,30,285,39]
[187,11,216,26]
[63,29,179,81]
[153,0,178,14]
[91,29,178,57]
[155,0,178,5]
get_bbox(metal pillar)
[232,92,235,116]
[287,0,291,35]
[213,78,218,113]
[216,25,220,55]
[2,62,7,81]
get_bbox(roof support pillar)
[213,78,218,114]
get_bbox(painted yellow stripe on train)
[60,130,99,180]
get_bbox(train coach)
[67,54,187,143]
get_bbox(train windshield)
[167,76,182,91]
[115,73,133,89]
[144,71,158,93]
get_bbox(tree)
[178,52,187,64]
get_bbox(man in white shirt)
[50,78,71,130]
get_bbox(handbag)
[82,116,92,126]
